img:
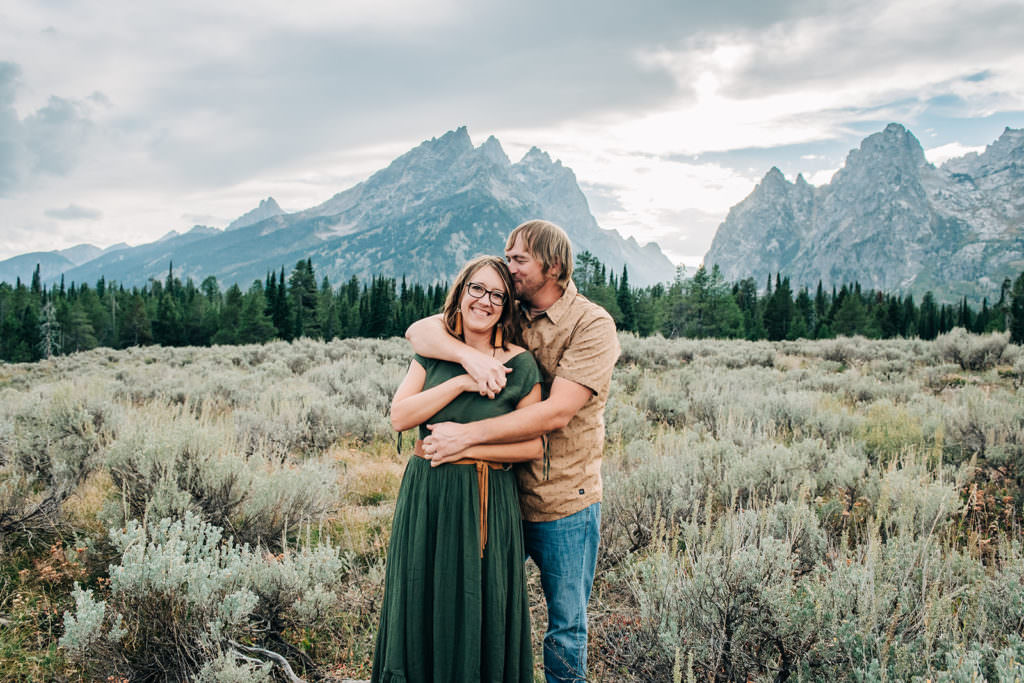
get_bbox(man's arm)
[422,384,545,466]
[405,315,510,397]
[421,377,592,458]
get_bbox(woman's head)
[441,255,520,349]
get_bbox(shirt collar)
[521,280,576,325]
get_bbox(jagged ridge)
[12,128,675,289]
[705,123,1024,300]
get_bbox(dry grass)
[3,334,1024,680]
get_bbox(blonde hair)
[441,255,521,349]
[505,219,573,288]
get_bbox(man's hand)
[460,349,512,398]
[423,422,476,465]
[406,315,511,397]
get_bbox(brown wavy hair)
[441,255,521,349]
[505,219,574,288]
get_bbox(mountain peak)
[987,126,1024,160]
[32,127,677,289]
[478,135,511,167]
[853,123,926,168]
[431,126,473,152]
[380,127,475,178]
[227,196,286,231]
[706,122,1023,298]
[754,167,792,196]
[520,146,553,166]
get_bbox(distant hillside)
[0,243,127,286]
[0,252,76,285]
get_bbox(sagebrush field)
[2,330,1024,682]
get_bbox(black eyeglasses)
[465,281,508,306]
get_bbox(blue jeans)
[524,503,601,683]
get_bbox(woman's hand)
[458,373,481,393]
[459,349,512,398]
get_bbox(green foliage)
[59,512,351,681]
[935,327,1012,370]
[3,332,1024,680]
[3,255,1020,363]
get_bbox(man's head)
[504,220,573,303]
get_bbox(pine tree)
[274,268,290,339]
[616,266,637,332]
[119,293,152,347]
[153,291,184,346]
[762,274,793,341]
[901,294,917,337]
[64,300,98,352]
[732,278,764,340]
[790,288,814,340]
[1008,272,1024,344]
[664,264,743,339]
[317,275,339,340]
[213,284,244,345]
[918,292,940,340]
[237,281,277,344]
[288,260,320,339]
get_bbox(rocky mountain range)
[1,128,675,289]
[705,123,1024,301]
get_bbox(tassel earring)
[454,311,463,337]
[492,325,503,348]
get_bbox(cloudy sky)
[2,0,1022,267]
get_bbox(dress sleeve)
[508,352,542,402]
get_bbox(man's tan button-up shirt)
[517,281,620,522]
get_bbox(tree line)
[0,261,447,363]
[2,253,1024,363]
[574,252,1024,344]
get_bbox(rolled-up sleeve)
[555,316,619,396]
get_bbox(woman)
[372,255,543,683]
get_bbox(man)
[406,219,620,682]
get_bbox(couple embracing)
[372,220,621,683]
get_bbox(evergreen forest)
[3,252,1024,363]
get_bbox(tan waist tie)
[414,439,505,558]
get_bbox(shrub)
[943,386,1024,467]
[59,513,351,681]
[935,328,1011,371]
[629,503,835,682]
[103,405,338,549]
[0,383,118,549]
[627,506,1018,681]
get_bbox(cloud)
[925,142,986,165]
[806,168,840,186]
[1,0,1021,265]
[0,62,26,194]
[44,203,102,220]
[619,0,1024,157]
[24,96,94,175]
[0,62,97,195]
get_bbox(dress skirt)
[371,455,533,683]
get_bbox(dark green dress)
[372,352,541,683]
